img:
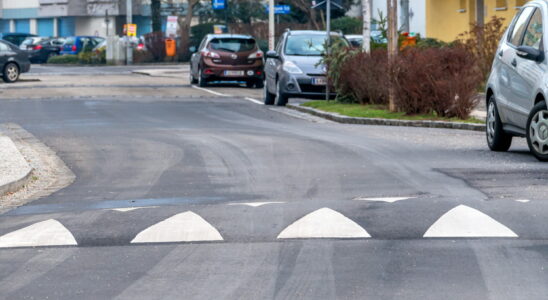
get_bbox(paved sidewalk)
[0,136,32,196]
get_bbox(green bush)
[47,55,79,64]
[78,51,93,64]
[331,17,362,35]
[416,37,451,48]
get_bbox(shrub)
[144,31,166,62]
[78,51,93,64]
[416,37,451,48]
[331,17,362,35]
[91,48,106,64]
[47,55,79,64]
[393,47,481,119]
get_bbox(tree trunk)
[387,0,398,112]
[362,0,371,53]
[178,0,199,60]
[151,0,162,33]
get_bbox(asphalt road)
[1,71,548,299]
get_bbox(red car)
[189,34,264,88]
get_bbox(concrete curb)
[0,136,33,197]
[287,104,486,132]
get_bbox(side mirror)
[266,50,280,59]
[516,45,544,62]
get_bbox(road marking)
[228,201,285,207]
[277,207,371,239]
[515,199,530,203]
[244,97,263,105]
[353,196,415,203]
[131,211,223,243]
[0,219,77,248]
[191,85,230,97]
[424,205,518,238]
[110,206,158,212]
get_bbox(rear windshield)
[64,37,75,46]
[209,38,255,52]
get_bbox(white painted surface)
[0,219,77,248]
[228,201,284,207]
[29,18,37,35]
[4,0,39,9]
[244,97,262,105]
[353,196,415,203]
[515,199,530,203]
[110,206,158,212]
[278,208,371,239]
[131,211,223,243]
[424,205,518,238]
[0,136,32,192]
[191,85,230,97]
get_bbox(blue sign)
[212,0,225,10]
[265,5,291,15]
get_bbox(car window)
[0,42,9,52]
[64,37,75,46]
[284,35,348,56]
[509,6,536,45]
[209,38,255,52]
[522,8,543,49]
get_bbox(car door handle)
[511,59,517,67]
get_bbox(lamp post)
[269,0,275,50]
[126,0,133,65]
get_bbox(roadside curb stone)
[0,136,33,196]
[287,103,486,132]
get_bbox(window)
[509,6,535,45]
[522,8,543,49]
[0,42,9,52]
[209,38,256,52]
[496,0,508,10]
[458,0,466,13]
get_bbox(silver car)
[486,0,548,161]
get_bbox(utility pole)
[400,0,409,33]
[269,0,275,50]
[126,0,133,65]
[362,0,371,53]
[387,0,397,112]
[105,10,110,37]
[325,0,331,102]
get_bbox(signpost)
[212,0,226,10]
[265,5,291,14]
[165,16,178,39]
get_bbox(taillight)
[137,43,145,50]
[248,51,263,59]
[72,45,77,52]
[34,45,43,50]
[201,50,220,59]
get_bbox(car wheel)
[198,69,208,87]
[526,101,548,161]
[275,80,288,106]
[3,63,19,83]
[264,81,275,105]
[486,96,512,152]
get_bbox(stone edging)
[0,168,33,197]
[287,104,486,132]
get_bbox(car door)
[265,35,284,93]
[498,6,536,126]
[0,42,11,66]
[191,37,207,77]
[514,7,546,128]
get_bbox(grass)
[301,101,484,124]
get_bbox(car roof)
[287,30,344,36]
[207,34,254,39]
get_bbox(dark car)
[20,37,62,63]
[60,36,104,55]
[263,30,348,106]
[0,33,37,47]
[189,34,264,88]
[0,40,31,83]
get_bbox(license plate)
[224,70,244,76]
[312,77,327,85]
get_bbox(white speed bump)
[0,219,77,248]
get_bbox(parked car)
[189,34,265,88]
[345,31,386,48]
[20,37,62,63]
[486,0,548,161]
[60,36,104,55]
[0,33,37,47]
[263,30,348,106]
[0,40,31,83]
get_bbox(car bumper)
[201,60,264,81]
[280,74,336,99]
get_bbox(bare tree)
[151,0,162,32]
[178,0,200,59]
[387,0,397,111]
[362,0,371,52]
[292,0,322,30]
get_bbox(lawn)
[301,101,484,124]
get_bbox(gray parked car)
[486,0,548,161]
[0,40,31,83]
[263,30,348,106]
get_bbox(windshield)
[64,37,75,46]
[209,38,256,52]
[284,35,348,56]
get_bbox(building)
[426,0,529,41]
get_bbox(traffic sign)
[265,4,291,15]
[212,0,226,10]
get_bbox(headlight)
[283,61,303,74]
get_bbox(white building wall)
[4,0,39,9]
[29,18,37,34]
[75,16,116,37]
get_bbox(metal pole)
[126,0,133,65]
[268,0,275,50]
[105,10,109,37]
[400,0,409,33]
[325,0,331,102]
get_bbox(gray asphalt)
[28,64,184,75]
[1,95,548,299]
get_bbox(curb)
[0,169,33,197]
[0,136,34,197]
[286,104,486,132]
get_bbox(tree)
[362,0,371,52]
[178,0,200,59]
[151,0,162,32]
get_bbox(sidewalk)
[0,135,33,196]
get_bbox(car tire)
[526,101,548,161]
[486,96,512,152]
[264,82,275,105]
[198,69,208,87]
[275,80,288,106]
[3,63,19,83]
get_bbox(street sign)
[265,4,291,15]
[311,0,343,10]
[166,16,178,38]
[126,24,137,37]
[212,0,226,10]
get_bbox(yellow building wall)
[426,0,529,42]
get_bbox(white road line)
[131,211,223,243]
[515,199,530,203]
[228,201,285,207]
[0,219,77,248]
[244,97,263,105]
[423,205,518,238]
[110,206,158,212]
[191,85,230,97]
[353,196,416,203]
[277,207,371,239]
